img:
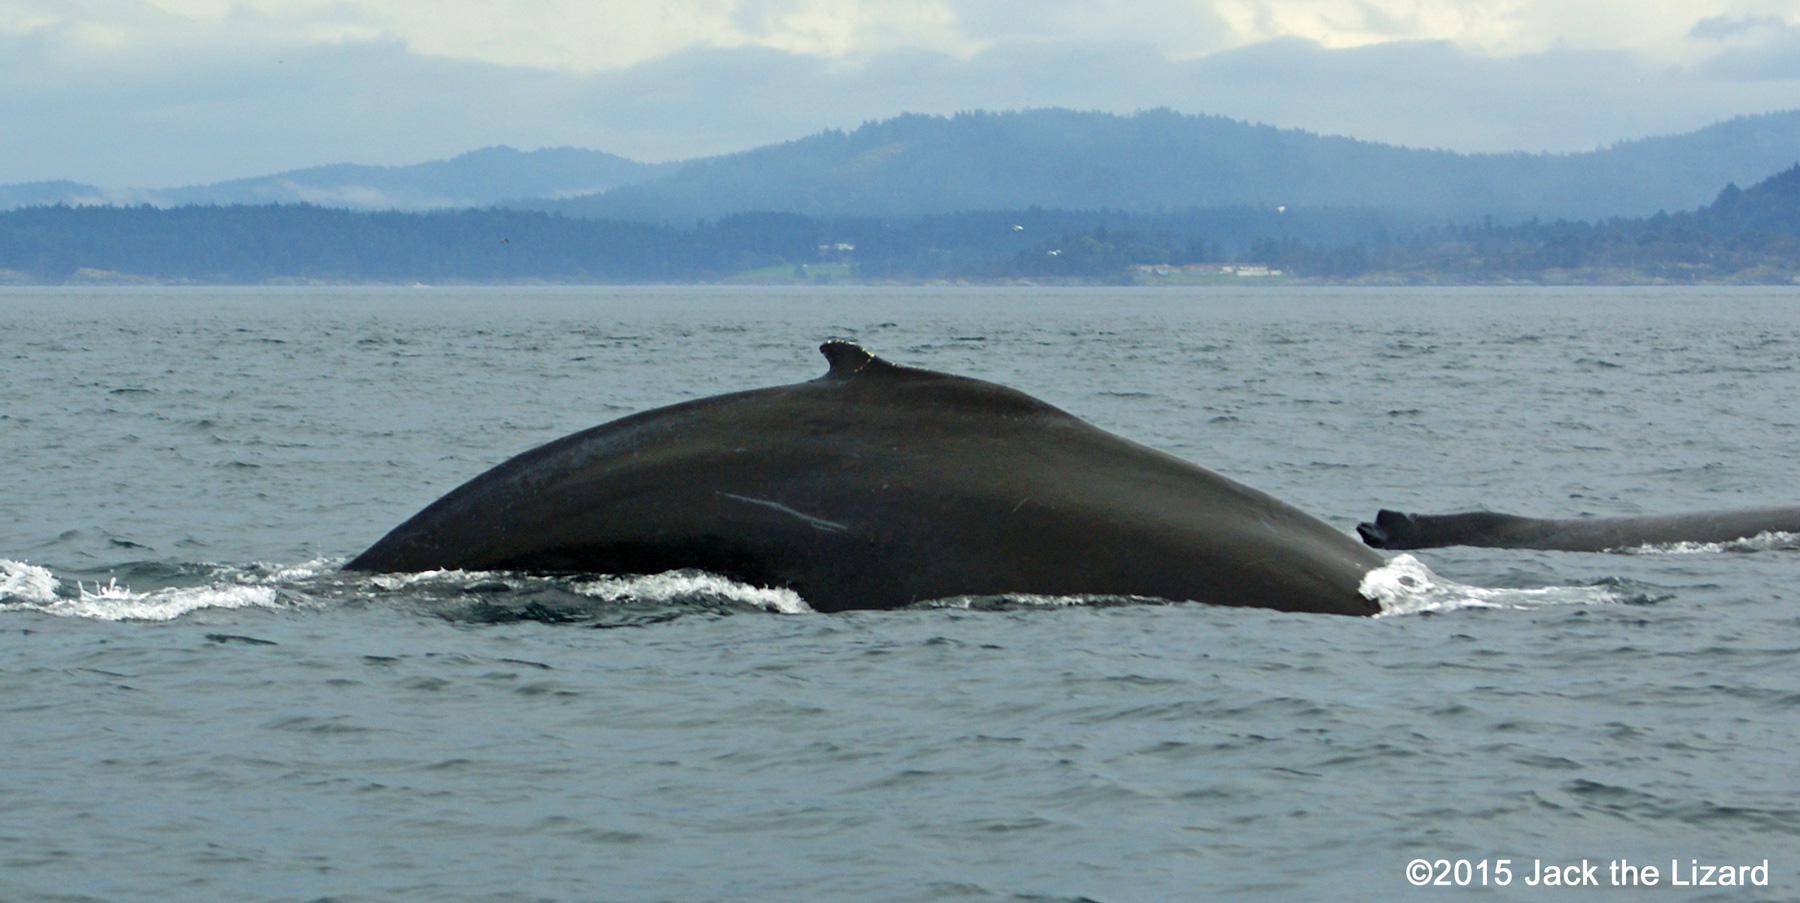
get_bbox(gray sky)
[4,1,1798,186]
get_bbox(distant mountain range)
[5,108,1798,223]
[533,108,1800,223]
[0,147,666,212]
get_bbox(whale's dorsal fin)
[820,341,903,378]
[815,339,1067,417]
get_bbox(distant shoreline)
[6,271,1797,288]
[5,165,1797,287]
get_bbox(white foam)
[917,593,1157,610]
[1360,553,1624,617]
[365,568,502,591]
[1,559,59,604]
[570,571,812,614]
[1616,530,1800,555]
[248,556,348,584]
[348,566,812,613]
[7,576,281,621]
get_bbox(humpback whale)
[1358,507,1800,552]
[348,342,1387,616]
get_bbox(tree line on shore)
[2,166,1795,285]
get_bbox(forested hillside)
[0,204,1418,283]
[2,166,1795,285]
[11,108,1795,225]
[533,109,1800,223]
[1241,165,1800,281]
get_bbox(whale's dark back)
[348,342,1385,615]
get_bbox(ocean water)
[3,285,1798,902]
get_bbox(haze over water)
[3,286,1797,900]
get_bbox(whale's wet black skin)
[1358,507,1800,551]
[348,342,1387,615]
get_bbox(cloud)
[10,1,1786,71]
[1689,14,1789,41]
[3,2,1799,186]
[0,32,579,184]
[470,32,1800,163]
[1688,13,1800,80]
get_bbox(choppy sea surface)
[3,286,1798,902]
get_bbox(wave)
[1,559,59,605]
[2,556,814,624]
[59,581,280,621]
[6,553,1635,623]
[1615,530,1800,555]
[2,558,286,621]
[570,571,809,614]
[0,556,356,621]
[365,567,812,623]
[1360,553,1633,616]
[916,593,1170,611]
